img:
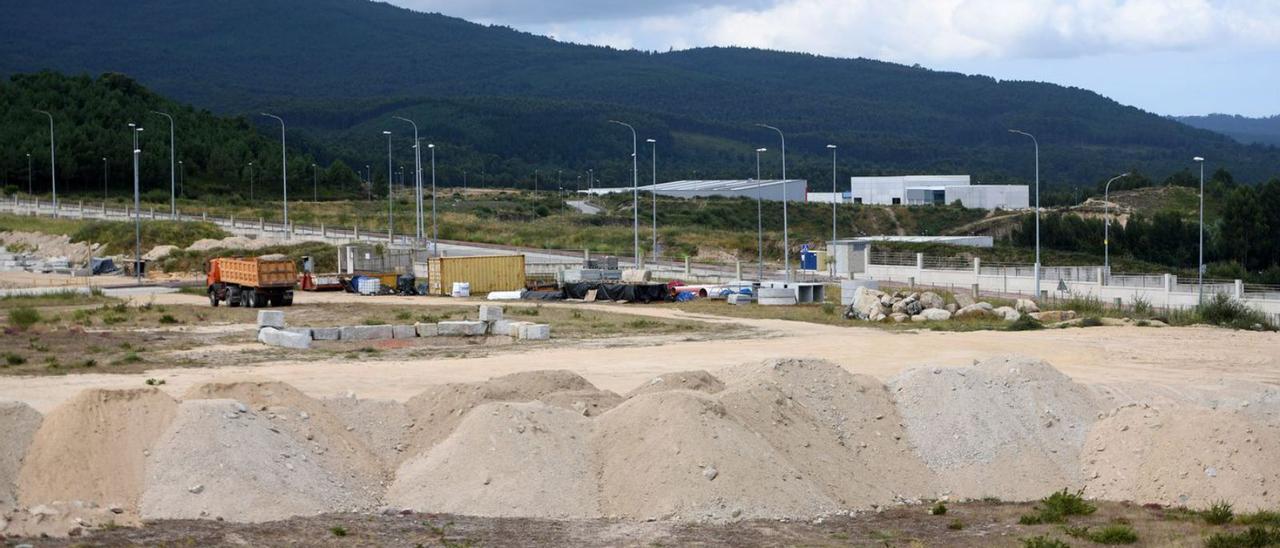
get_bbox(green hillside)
[2,0,1278,194]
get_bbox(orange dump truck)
[206,257,297,307]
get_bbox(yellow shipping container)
[427,254,526,296]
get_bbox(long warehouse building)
[810,175,1028,210]
[580,179,808,202]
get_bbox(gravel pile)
[17,388,177,513]
[141,399,383,522]
[0,231,100,263]
[388,401,597,518]
[0,400,41,506]
[888,356,1100,500]
[322,395,413,469]
[626,371,726,398]
[1083,404,1280,510]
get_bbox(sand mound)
[141,399,382,522]
[1083,405,1280,510]
[402,370,602,454]
[626,371,726,398]
[538,388,623,417]
[388,401,596,518]
[185,235,316,252]
[142,244,178,261]
[593,389,839,520]
[0,231,99,263]
[0,400,42,506]
[322,395,412,469]
[888,356,1099,500]
[718,359,935,507]
[17,388,177,512]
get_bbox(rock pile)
[845,287,1024,324]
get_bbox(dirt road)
[1,291,1276,412]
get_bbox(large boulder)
[918,291,945,310]
[954,302,997,320]
[848,286,887,320]
[889,312,910,323]
[1030,310,1077,323]
[955,293,976,308]
[993,306,1021,322]
[911,308,952,322]
[945,303,958,314]
[1015,299,1040,313]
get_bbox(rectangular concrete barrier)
[257,310,285,329]
[258,327,311,349]
[727,293,754,305]
[438,320,486,337]
[340,325,394,341]
[416,322,439,337]
[518,323,550,340]
[478,305,504,322]
[392,325,418,339]
[311,327,341,341]
[757,287,798,306]
[285,327,312,339]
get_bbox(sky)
[386,0,1280,117]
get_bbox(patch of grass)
[829,532,850,540]
[1204,501,1236,525]
[158,314,181,324]
[1236,511,1280,527]
[1063,524,1138,545]
[821,302,836,315]
[1079,316,1104,327]
[930,501,948,516]
[361,318,387,325]
[1192,293,1276,331]
[395,310,413,321]
[948,519,964,530]
[1006,314,1044,331]
[1020,489,1097,525]
[113,352,143,365]
[1021,535,1070,548]
[7,306,41,329]
[1203,526,1280,548]
[77,358,98,369]
[1129,293,1153,317]
[329,525,348,537]
[510,306,541,316]
[1060,293,1106,316]
[4,353,25,366]
[145,378,166,386]
[624,318,661,329]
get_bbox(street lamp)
[588,168,594,190]
[260,113,288,235]
[178,160,184,199]
[128,123,144,283]
[26,153,31,195]
[248,161,254,201]
[1008,129,1041,299]
[757,124,789,281]
[1194,156,1206,304]
[609,120,640,267]
[33,110,56,213]
[384,130,393,242]
[1102,172,1130,279]
[311,163,317,202]
[149,111,176,218]
[647,138,657,261]
[827,144,838,246]
[429,144,437,256]
[755,147,767,280]
[393,116,424,240]
[102,157,108,200]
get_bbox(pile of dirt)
[388,402,597,518]
[142,244,178,261]
[594,389,839,520]
[1083,404,1280,510]
[185,235,312,252]
[0,230,99,263]
[16,388,177,513]
[626,371,726,398]
[402,370,611,455]
[321,395,412,469]
[717,359,935,508]
[887,356,1100,501]
[0,400,41,507]
[140,399,382,522]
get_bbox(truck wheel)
[242,289,254,308]
[228,287,241,308]
[208,288,219,307]
[282,293,294,306]
[253,291,268,308]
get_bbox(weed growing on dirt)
[511,306,541,317]
[1061,294,1106,316]
[3,353,25,366]
[930,502,948,515]
[1204,501,1235,525]
[1130,294,1152,317]
[113,352,143,365]
[8,306,41,329]
[1020,489,1096,524]
[1021,535,1070,548]
[1236,511,1280,526]
[329,525,348,537]
[395,310,413,321]
[1203,526,1280,548]
[78,358,97,369]
[1063,523,1137,544]
[362,318,388,325]
[821,302,836,315]
[1006,315,1043,331]
[625,318,661,329]
[145,378,166,386]
[1079,316,1104,327]
[948,520,964,530]
[1194,294,1276,331]
[159,314,180,324]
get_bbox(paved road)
[566,200,602,215]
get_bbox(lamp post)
[149,111,176,218]
[1194,156,1206,304]
[1008,129,1041,299]
[755,147,767,280]
[1102,172,1130,280]
[609,120,640,267]
[384,130,393,242]
[365,165,371,201]
[178,160,184,198]
[757,124,789,281]
[311,163,317,202]
[34,110,56,213]
[102,157,108,200]
[647,138,657,261]
[248,161,254,201]
[26,154,31,195]
[827,144,838,245]
[588,168,594,190]
[260,113,288,235]
[429,144,437,256]
[128,123,144,283]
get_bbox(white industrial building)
[580,179,808,203]
[809,175,1028,210]
[827,235,994,277]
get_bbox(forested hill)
[2,0,1278,190]
[0,72,360,201]
[1175,114,1280,147]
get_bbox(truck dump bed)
[214,257,297,289]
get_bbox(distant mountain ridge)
[1175,114,1280,147]
[1,0,1277,189]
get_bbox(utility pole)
[129,123,144,283]
[261,113,288,235]
[150,111,176,218]
[34,110,56,214]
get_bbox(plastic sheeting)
[562,282,671,303]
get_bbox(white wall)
[945,185,1029,209]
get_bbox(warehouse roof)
[581,179,805,194]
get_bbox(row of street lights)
[380,118,438,255]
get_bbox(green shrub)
[1020,489,1096,525]
[330,526,348,537]
[158,314,180,324]
[511,306,541,316]
[1021,535,1070,548]
[4,353,25,366]
[821,302,836,315]
[1079,316,1103,327]
[113,352,143,365]
[948,519,964,530]
[1006,315,1043,331]
[1236,511,1280,527]
[1129,294,1152,317]
[145,378,166,386]
[1064,524,1137,545]
[1204,501,1235,525]
[8,307,41,329]
[1203,526,1280,548]
[1061,294,1105,316]
[1194,294,1275,331]
[930,501,948,516]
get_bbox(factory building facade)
[580,179,808,203]
[811,175,1029,210]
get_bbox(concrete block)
[340,325,394,341]
[438,320,486,337]
[311,327,341,341]
[285,327,312,339]
[489,319,515,336]
[392,324,418,339]
[478,304,504,322]
[757,287,797,306]
[258,327,311,350]
[257,310,285,329]
[727,293,754,305]
[502,321,534,337]
[415,322,439,337]
[518,323,551,340]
